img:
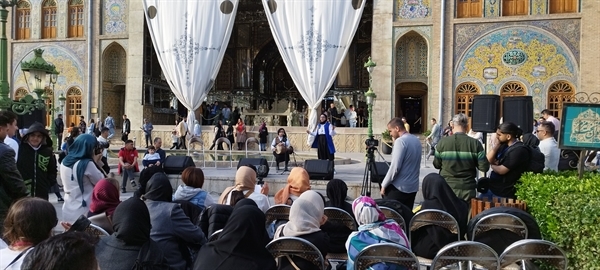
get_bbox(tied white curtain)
[142,0,238,128]
[261,0,365,145]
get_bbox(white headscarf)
[276,190,324,237]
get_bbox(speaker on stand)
[502,96,534,134]
[471,95,501,133]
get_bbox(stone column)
[125,5,145,129]
[370,0,394,131]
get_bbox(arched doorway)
[102,43,126,128]
[395,82,428,133]
[500,81,526,116]
[455,82,481,130]
[547,81,575,118]
[395,31,429,133]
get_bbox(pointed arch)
[103,43,127,83]
[395,31,428,81]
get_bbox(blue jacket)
[311,122,336,154]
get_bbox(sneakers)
[130,180,137,188]
[57,198,64,202]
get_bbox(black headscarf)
[522,133,540,147]
[325,179,353,218]
[319,113,327,124]
[144,173,172,202]
[134,166,165,198]
[412,173,469,259]
[112,197,151,246]
[193,199,276,270]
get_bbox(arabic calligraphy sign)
[559,103,600,150]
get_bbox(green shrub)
[516,171,600,269]
[381,130,392,142]
[422,130,431,137]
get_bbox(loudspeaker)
[503,96,533,134]
[163,156,195,174]
[237,158,269,178]
[471,95,500,133]
[369,162,389,184]
[304,159,334,180]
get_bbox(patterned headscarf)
[352,196,386,226]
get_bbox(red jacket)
[117,147,139,174]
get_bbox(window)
[455,83,480,118]
[500,81,526,115]
[66,87,82,126]
[502,0,529,16]
[547,81,575,118]
[42,0,57,39]
[457,0,482,18]
[68,0,84,37]
[14,88,29,100]
[549,0,578,14]
[16,1,31,40]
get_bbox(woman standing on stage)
[307,113,336,162]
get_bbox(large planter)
[381,141,393,154]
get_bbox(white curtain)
[142,0,238,128]
[261,0,365,144]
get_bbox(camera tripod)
[361,144,389,197]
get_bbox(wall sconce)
[91,107,98,114]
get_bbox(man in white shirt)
[541,109,560,140]
[346,105,358,128]
[3,114,19,160]
[536,121,560,172]
[97,127,111,174]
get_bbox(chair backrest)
[265,204,292,225]
[471,213,528,241]
[354,243,419,270]
[499,239,568,270]
[379,206,406,230]
[431,241,499,270]
[266,236,325,270]
[215,137,232,150]
[85,224,110,238]
[324,207,357,231]
[88,212,114,235]
[209,229,223,242]
[409,209,460,242]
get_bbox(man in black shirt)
[54,114,64,151]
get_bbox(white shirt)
[538,137,560,172]
[546,115,561,132]
[224,190,270,213]
[0,247,33,269]
[60,161,104,223]
[3,137,18,160]
[97,136,109,158]
[309,123,337,136]
[271,136,291,151]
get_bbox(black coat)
[0,143,28,232]
[17,123,58,200]
[54,118,64,135]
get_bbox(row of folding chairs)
[254,237,567,270]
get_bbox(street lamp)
[364,56,377,140]
[48,70,64,147]
[0,1,55,114]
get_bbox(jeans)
[478,189,509,201]
[107,127,115,139]
[121,167,135,191]
[145,134,152,147]
[349,120,357,128]
[259,143,266,151]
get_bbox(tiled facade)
[5,0,600,153]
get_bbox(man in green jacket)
[433,113,490,201]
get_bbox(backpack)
[507,144,545,174]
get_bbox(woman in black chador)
[209,120,225,150]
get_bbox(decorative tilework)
[484,0,500,17]
[104,0,127,34]
[396,32,428,79]
[12,45,85,98]
[453,20,581,64]
[394,0,430,20]
[394,26,432,41]
[530,82,545,113]
[532,0,547,15]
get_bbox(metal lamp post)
[48,71,64,146]
[364,56,377,140]
[0,1,55,114]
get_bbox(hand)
[61,222,72,231]
[380,187,385,197]
[156,161,161,166]
[332,125,336,130]
[306,130,310,134]
[261,182,269,195]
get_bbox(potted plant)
[381,130,393,154]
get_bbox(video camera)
[365,138,379,149]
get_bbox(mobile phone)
[68,215,91,232]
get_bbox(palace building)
[5,0,599,147]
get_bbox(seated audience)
[144,173,206,269]
[194,199,276,270]
[321,179,355,253]
[20,231,98,270]
[274,190,329,270]
[219,166,270,212]
[346,196,409,270]
[95,197,167,269]
[0,198,57,269]
[142,146,162,168]
[274,167,311,205]
[173,167,216,212]
[88,178,121,218]
[411,173,468,259]
[133,165,165,198]
[198,204,234,238]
